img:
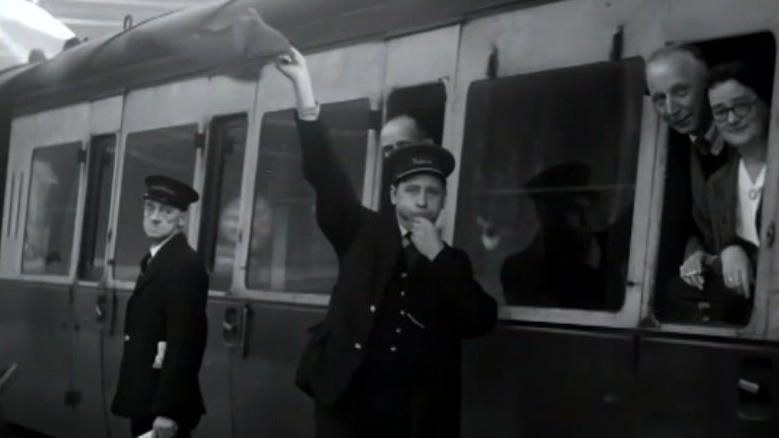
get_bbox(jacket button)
[124,335,130,342]
[390,346,398,352]
[395,328,402,334]
[401,272,407,279]
[400,291,406,297]
[354,342,362,350]
[400,310,405,316]
[369,305,376,313]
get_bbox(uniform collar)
[149,232,178,258]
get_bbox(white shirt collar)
[149,233,177,258]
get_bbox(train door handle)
[222,305,251,358]
[738,357,773,422]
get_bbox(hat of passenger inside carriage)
[143,175,199,210]
[386,143,455,183]
[524,162,599,201]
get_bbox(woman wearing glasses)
[704,61,773,323]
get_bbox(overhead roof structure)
[2,0,531,113]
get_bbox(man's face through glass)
[143,199,185,242]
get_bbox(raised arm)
[275,48,367,254]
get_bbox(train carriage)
[2,0,779,437]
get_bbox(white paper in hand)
[136,430,153,438]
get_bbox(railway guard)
[276,48,498,438]
[111,176,208,438]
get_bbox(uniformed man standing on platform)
[277,49,498,438]
[111,176,208,438]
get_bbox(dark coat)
[705,155,760,260]
[294,118,497,435]
[111,233,208,428]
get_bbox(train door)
[192,76,258,438]
[445,1,651,436]
[101,78,235,437]
[69,96,123,438]
[0,104,91,437]
[225,41,385,437]
[637,1,779,436]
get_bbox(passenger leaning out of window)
[703,61,772,322]
[645,45,730,297]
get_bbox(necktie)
[140,253,151,274]
[403,232,422,269]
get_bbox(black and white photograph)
[1,0,779,437]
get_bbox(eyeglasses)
[711,99,757,123]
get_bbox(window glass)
[454,59,645,311]
[652,33,776,325]
[114,125,197,281]
[77,135,116,281]
[22,142,82,275]
[247,100,370,293]
[199,115,248,291]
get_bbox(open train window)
[22,142,82,275]
[198,114,248,292]
[77,134,116,281]
[651,32,776,326]
[247,99,370,294]
[378,83,447,212]
[113,125,198,281]
[454,59,645,311]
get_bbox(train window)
[113,125,197,281]
[247,99,370,293]
[199,114,248,291]
[77,135,116,281]
[22,142,82,275]
[378,83,447,212]
[651,33,776,326]
[454,59,645,310]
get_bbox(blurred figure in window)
[380,114,429,148]
[214,195,273,282]
[501,162,607,309]
[702,61,772,323]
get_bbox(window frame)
[74,133,119,286]
[443,7,657,329]
[231,41,386,305]
[198,112,250,294]
[640,29,779,341]
[17,140,85,282]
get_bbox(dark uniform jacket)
[111,233,208,428]
[294,118,498,435]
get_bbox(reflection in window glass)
[78,135,116,281]
[23,142,81,275]
[248,100,370,293]
[454,59,644,311]
[114,125,197,280]
[200,115,248,291]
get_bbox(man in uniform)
[111,176,208,438]
[277,48,498,438]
